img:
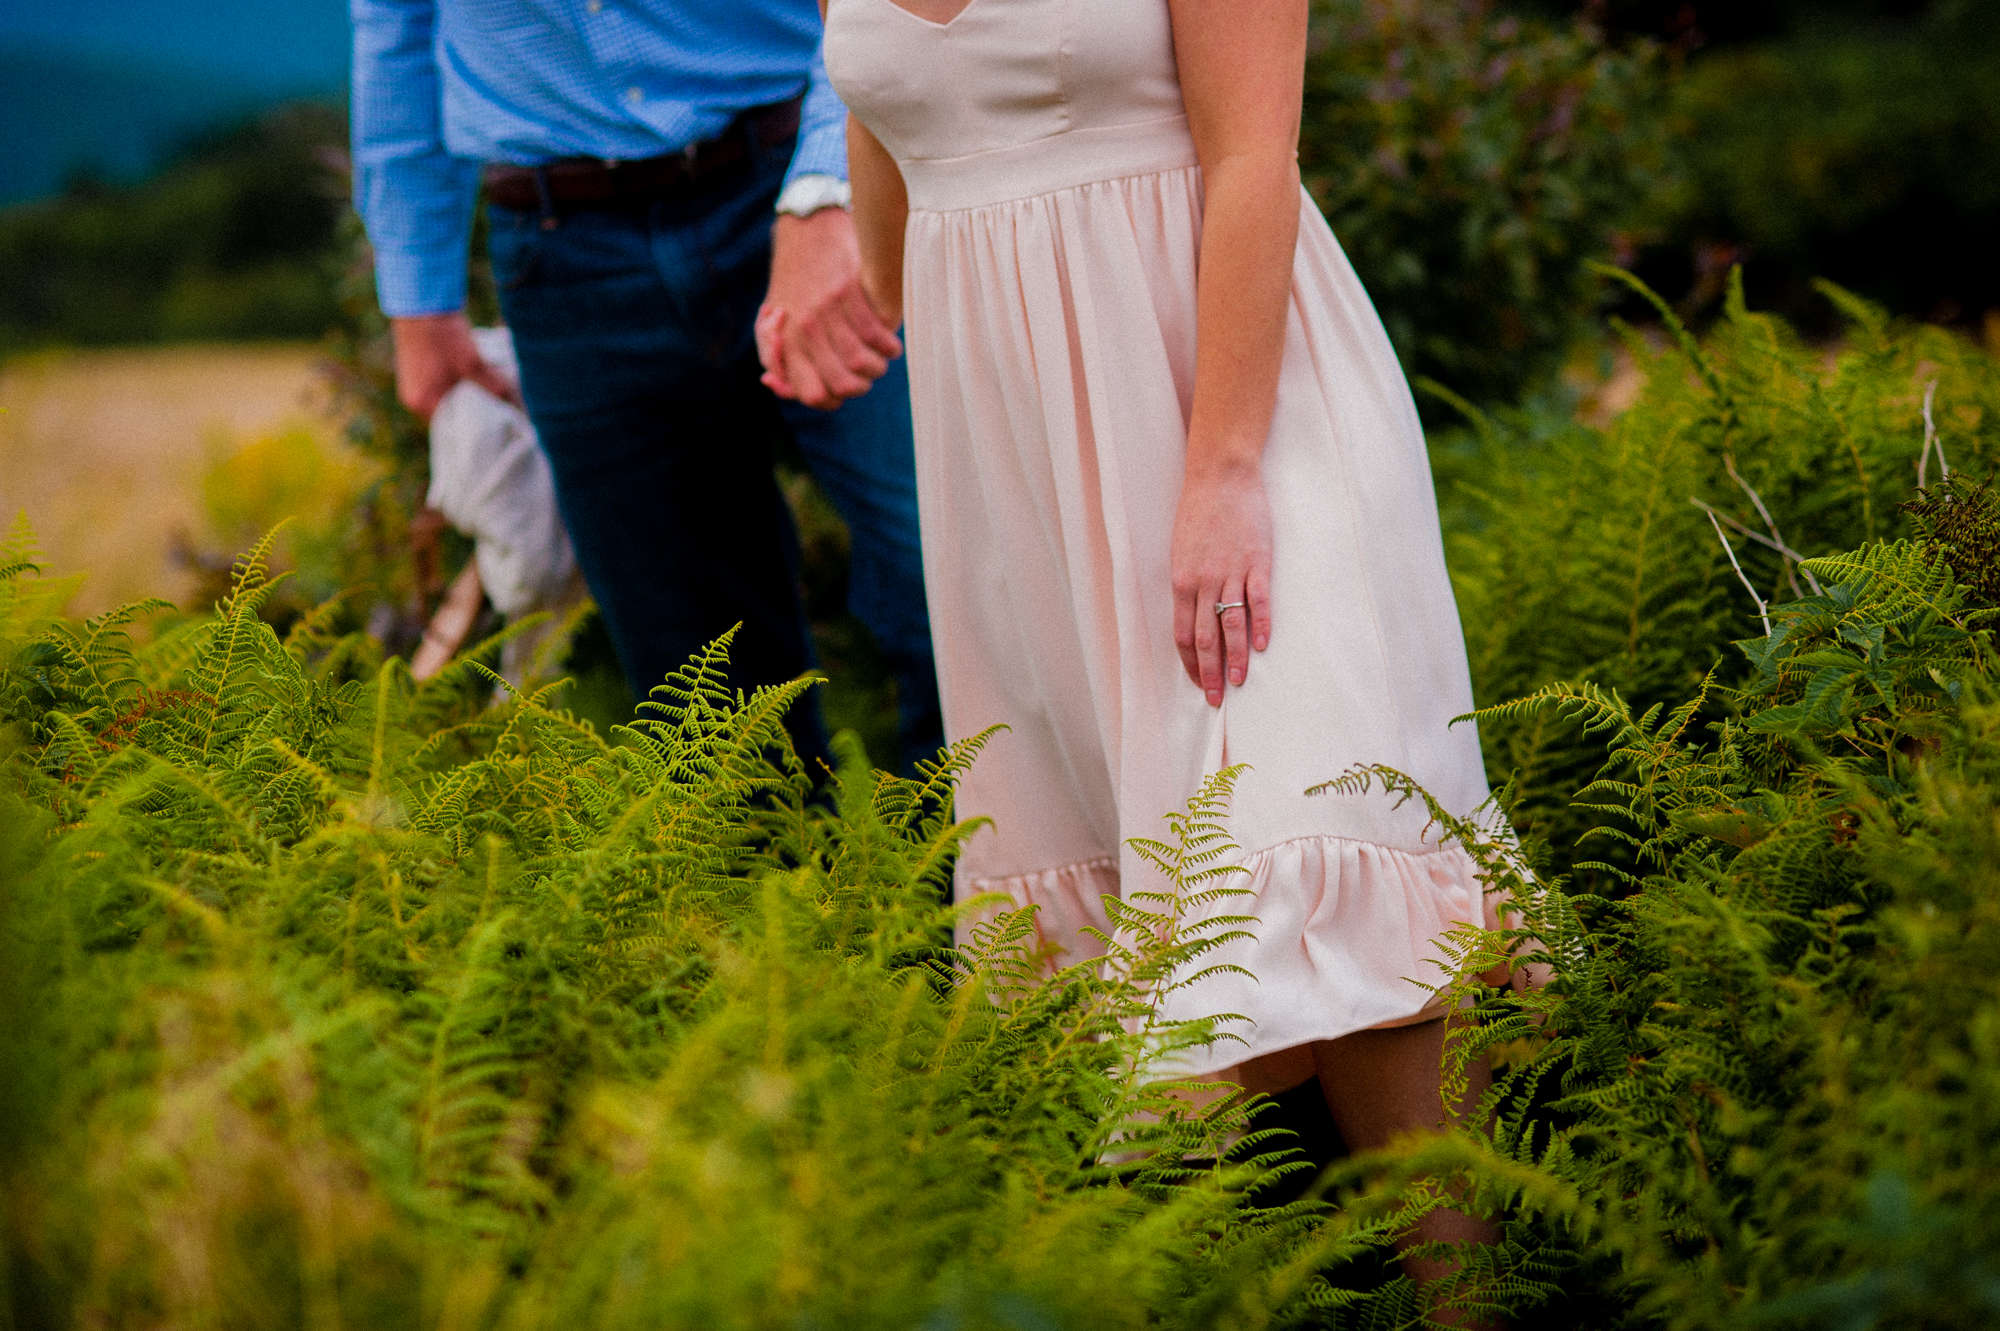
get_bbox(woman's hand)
[1171,463,1273,706]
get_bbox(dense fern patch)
[2,283,1998,1329]
[1438,271,2000,882]
[0,535,1352,1329]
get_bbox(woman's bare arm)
[848,112,910,329]
[1165,0,1307,705]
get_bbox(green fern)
[5,274,2000,1331]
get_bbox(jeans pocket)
[487,208,542,291]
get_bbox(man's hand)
[390,311,521,422]
[755,208,903,411]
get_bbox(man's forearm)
[351,0,482,316]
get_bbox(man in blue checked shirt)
[350,0,941,775]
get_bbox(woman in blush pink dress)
[764,0,1508,1291]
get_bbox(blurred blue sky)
[0,0,351,204]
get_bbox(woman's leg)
[1311,1020,1495,1297]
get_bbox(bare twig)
[1722,455,1806,598]
[1688,498,1824,597]
[1918,378,1948,488]
[1706,509,1771,636]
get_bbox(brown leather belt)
[483,94,803,213]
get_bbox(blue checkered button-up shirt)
[351,0,848,316]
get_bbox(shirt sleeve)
[784,40,851,187]
[349,0,484,317]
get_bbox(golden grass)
[0,344,357,618]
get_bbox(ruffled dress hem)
[957,833,1510,1078]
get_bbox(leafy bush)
[1347,280,2000,1329]
[1301,0,1678,407]
[1401,522,2000,1329]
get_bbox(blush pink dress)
[825,0,1501,1075]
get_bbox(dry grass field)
[0,344,355,618]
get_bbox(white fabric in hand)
[425,327,577,621]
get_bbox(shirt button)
[625,86,643,104]
[586,0,602,12]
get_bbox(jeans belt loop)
[530,165,559,231]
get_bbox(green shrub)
[1301,0,1679,407]
[1344,281,2000,1329]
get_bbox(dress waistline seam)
[907,162,1202,215]
[899,113,1199,212]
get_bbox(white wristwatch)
[775,173,854,218]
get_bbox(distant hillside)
[0,48,343,206]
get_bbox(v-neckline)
[870,0,978,32]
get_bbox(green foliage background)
[1301,0,1674,407]
[1438,271,2000,878]
[5,0,1996,404]
[1661,0,2000,329]
[3,4,2000,1325]
[0,540,1339,1331]
[0,106,348,354]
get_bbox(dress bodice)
[823,0,1195,211]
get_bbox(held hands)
[756,208,903,410]
[1171,462,1274,707]
[389,311,522,422]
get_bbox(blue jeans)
[486,142,941,775]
